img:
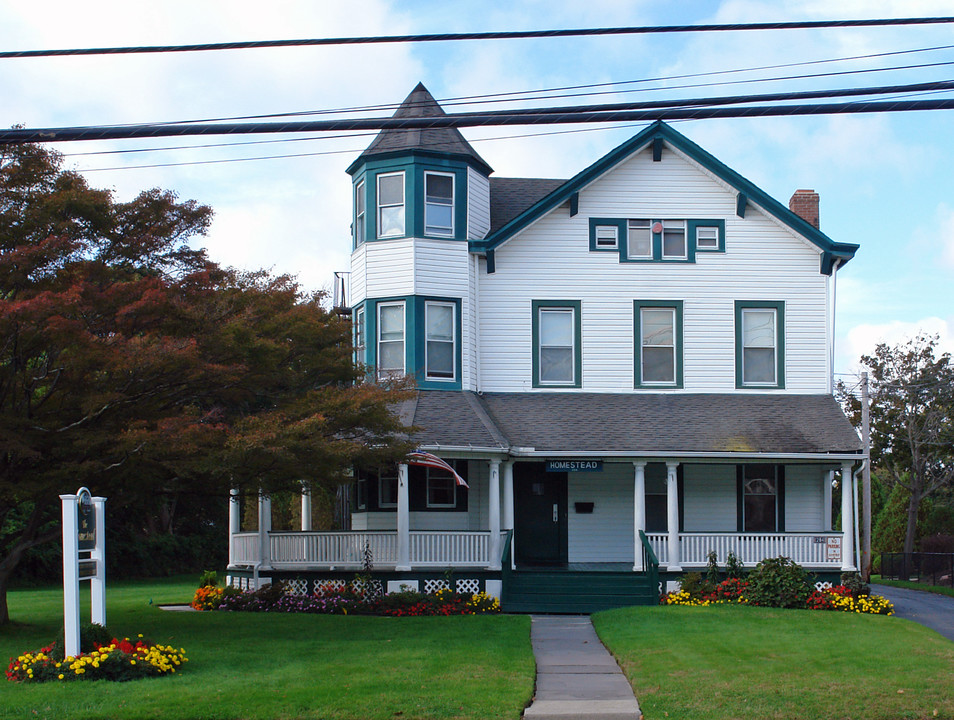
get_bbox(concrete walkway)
[524,615,641,720]
[872,584,954,642]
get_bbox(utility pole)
[861,372,872,580]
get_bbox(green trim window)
[377,301,406,379]
[378,471,399,509]
[353,305,366,369]
[354,179,366,246]
[532,300,582,388]
[377,172,405,238]
[426,466,457,508]
[690,219,726,253]
[735,301,785,389]
[660,220,687,259]
[424,300,456,381]
[627,219,653,259]
[589,218,625,252]
[424,172,454,237]
[634,300,683,388]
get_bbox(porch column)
[396,463,411,571]
[633,461,647,571]
[300,485,312,531]
[488,459,501,570]
[666,462,682,571]
[823,471,834,531]
[228,488,240,566]
[840,462,856,571]
[502,460,514,531]
[257,492,272,570]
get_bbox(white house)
[228,84,864,612]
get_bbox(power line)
[3,17,953,59]
[7,97,954,145]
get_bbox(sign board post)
[60,488,107,658]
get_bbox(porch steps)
[502,570,658,614]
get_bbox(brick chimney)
[789,189,820,229]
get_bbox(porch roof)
[407,391,862,456]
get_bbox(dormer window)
[424,172,454,236]
[377,172,405,238]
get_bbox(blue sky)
[1,0,952,375]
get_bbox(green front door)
[514,462,568,566]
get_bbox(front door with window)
[514,463,568,566]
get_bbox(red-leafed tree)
[0,143,411,624]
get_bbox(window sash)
[377,302,405,377]
[661,220,687,259]
[426,468,457,508]
[640,307,676,384]
[353,306,365,366]
[538,308,575,384]
[742,308,777,385]
[627,219,652,259]
[424,172,454,236]
[696,225,719,249]
[594,225,618,249]
[377,172,405,238]
[354,180,365,244]
[425,301,455,380]
[378,473,398,508]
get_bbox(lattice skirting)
[225,568,500,597]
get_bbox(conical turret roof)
[348,83,492,174]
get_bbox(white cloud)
[839,317,954,373]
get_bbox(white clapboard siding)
[467,167,491,240]
[413,238,470,298]
[567,464,635,563]
[363,238,416,298]
[682,464,738,532]
[479,145,831,393]
[349,244,366,307]
[784,465,826,531]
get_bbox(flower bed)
[662,560,893,615]
[193,580,500,616]
[7,635,187,683]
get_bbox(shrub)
[724,551,745,579]
[839,571,870,599]
[746,557,812,608]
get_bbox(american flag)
[406,450,469,488]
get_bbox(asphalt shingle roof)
[488,177,567,234]
[351,83,492,173]
[408,391,862,456]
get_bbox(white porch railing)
[232,530,499,568]
[647,532,844,567]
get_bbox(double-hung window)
[424,172,454,237]
[627,220,652,259]
[532,300,581,388]
[377,172,405,238]
[426,466,457,508]
[378,470,399,509]
[354,179,365,245]
[353,306,365,368]
[425,301,455,381]
[634,301,683,387]
[377,301,405,379]
[660,220,687,259]
[735,301,785,388]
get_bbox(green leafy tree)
[839,334,954,556]
[0,142,411,624]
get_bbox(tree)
[839,334,954,556]
[0,142,411,623]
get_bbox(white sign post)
[60,487,107,658]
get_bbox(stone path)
[523,615,641,720]
[871,583,954,642]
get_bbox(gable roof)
[347,83,493,175]
[471,120,858,274]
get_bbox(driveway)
[871,584,954,642]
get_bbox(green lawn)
[593,604,954,720]
[0,578,534,720]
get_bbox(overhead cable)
[2,17,954,59]
[6,98,954,145]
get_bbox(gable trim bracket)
[469,120,859,274]
[736,192,747,218]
